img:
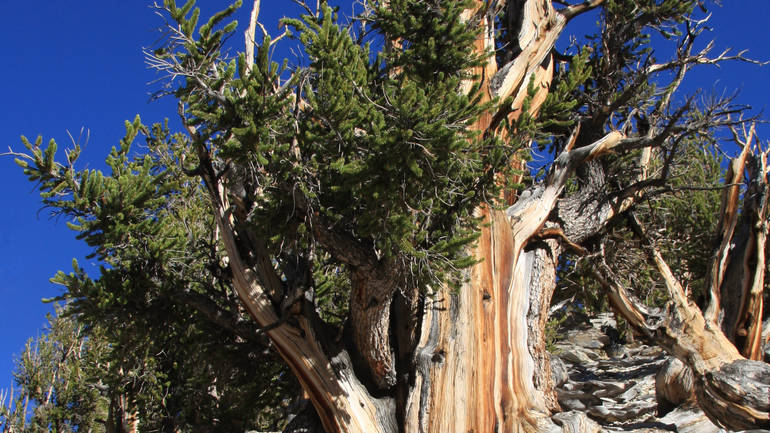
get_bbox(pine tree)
[12,0,770,431]
[0,305,109,433]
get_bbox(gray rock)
[567,328,610,350]
[556,344,603,364]
[551,355,570,386]
[657,406,722,433]
[559,397,588,411]
[590,380,628,398]
[552,410,601,433]
[590,313,616,330]
[588,400,657,423]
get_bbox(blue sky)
[0,1,768,394]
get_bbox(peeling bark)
[349,268,399,391]
[720,151,769,360]
[210,1,770,432]
[404,209,554,433]
[524,237,562,413]
[702,127,769,361]
[204,175,397,433]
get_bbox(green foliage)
[545,313,569,353]
[642,144,724,303]
[286,2,503,287]
[15,117,296,431]
[156,0,520,292]
[13,2,531,425]
[536,48,593,151]
[372,0,484,79]
[1,305,109,433]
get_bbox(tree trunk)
[209,0,769,432]
[402,210,563,433]
[106,394,139,433]
[213,2,629,431]
[704,135,769,360]
[595,203,770,430]
[229,2,585,431]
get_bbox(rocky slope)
[549,313,766,433]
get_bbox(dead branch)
[703,124,755,324]
[244,0,262,74]
[559,0,606,22]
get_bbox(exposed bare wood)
[460,3,497,100]
[698,359,770,430]
[147,1,770,431]
[727,148,769,360]
[532,226,586,255]
[591,253,651,337]
[398,3,582,430]
[692,124,770,361]
[404,208,557,433]
[655,357,695,417]
[739,216,766,361]
[244,0,260,74]
[592,213,770,429]
[401,122,630,432]
[184,137,397,433]
[738,148,769,359]
[214,199,397,433]
[703,127,753,325]
[628,213,770,430]
[489,1,561,114]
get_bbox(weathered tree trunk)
[397,2,570,430]
[228,2,602,431]
[595,198,770,430]
[704,131,769,360]
[655,357,696,417]
[213,3,633,431]
[403,210,563,433]
[207,1,768,432]
[106,393,139,433]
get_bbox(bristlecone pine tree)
[0,305,112,433]
[11,0,770,432]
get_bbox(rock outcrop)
[548,313,736,433]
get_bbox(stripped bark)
[703,127,769,360]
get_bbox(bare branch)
[533,226,587,255]
[244,0,261,74]
[559,0,606,22]
[703,125,754,324]
[590,245,656,338]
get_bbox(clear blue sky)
[0,1,768,394]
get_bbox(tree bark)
[704,134,769,360]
